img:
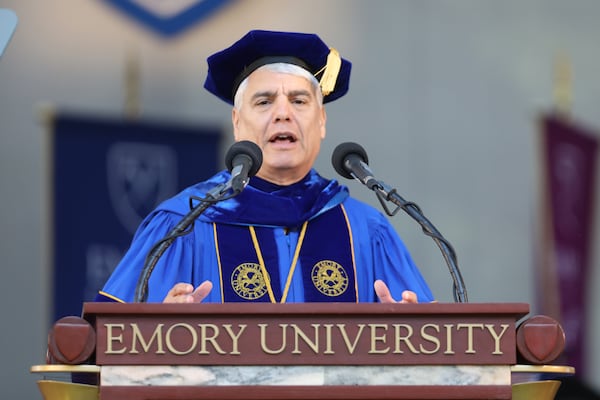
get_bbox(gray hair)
[233,63,323,110]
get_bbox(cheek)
[234,123,251,142]
[236,115,268,141]
[318,112,326,139]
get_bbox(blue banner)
[50,114,221,321]
[103,0,234,37]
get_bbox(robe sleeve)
[370,216,434,302]
[343,198,435,303]
[98,209,197,303]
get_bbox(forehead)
[245,68,315,93]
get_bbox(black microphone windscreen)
[225,140,263,177]
[331,142,369,179]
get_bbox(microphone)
[225,140,263,193]
[331,142,380,190]
[133,141,262,302]
[331,142,468,303]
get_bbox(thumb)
[191,280,213,303]
[374,279,397,303]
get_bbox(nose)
[273,97,292,122]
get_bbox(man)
[97,30,434,304]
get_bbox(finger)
[400,290,418,304]
[374,279,397,303]
[169,282,194,296]
[163,283,194,303]
[191,280,213,303]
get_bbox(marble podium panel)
[101,365,510,387]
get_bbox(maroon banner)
[537,113,598,375]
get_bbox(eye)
[254,98,272,107]
[291,96,308,105]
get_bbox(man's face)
[232,67,327,185]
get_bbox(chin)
[266,155,299,167]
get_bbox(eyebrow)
[250,89,313,101]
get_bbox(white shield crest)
[107,141,178,234]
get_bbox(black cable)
[375,184,468,303]
[134,186,232,302]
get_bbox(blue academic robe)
[98,169,434,303]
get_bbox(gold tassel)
[553,51,572,117]
[318,48,342,96]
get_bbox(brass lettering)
[222,324,247,355]
[130,323,165,354]
[338,323,365,354]
[198,324,226,355]
[420,324,441,354]
[486,324,509,355]
[323,324,335,354]
[457,323,484,354]
[444,324,455,354]
[259,323,287,354]
[165,323,197,355]
[292,324,319,354]
[105,323,126,354]
[368,324,390,354]
[393,324,419,354]
[102,318,511,360]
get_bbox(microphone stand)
[133,181,235,303]
[370,180,468,303]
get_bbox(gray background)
[1,1,599,398]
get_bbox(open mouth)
[269,134,297,143]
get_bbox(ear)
[320,106,327,139]
[232,108,240,140]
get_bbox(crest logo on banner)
[107,142,178,235]
[103,0,234,37]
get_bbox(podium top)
[83,301,530,317]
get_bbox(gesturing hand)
[374,279,418,303]
[163,280,213,303]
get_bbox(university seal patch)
[231,263,268,300]
[311,260,348,297]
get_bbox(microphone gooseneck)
[332,142,468,303]
[133,141,263,302]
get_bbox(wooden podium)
[32,302,573,400]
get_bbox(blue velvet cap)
[204,30,352,105]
